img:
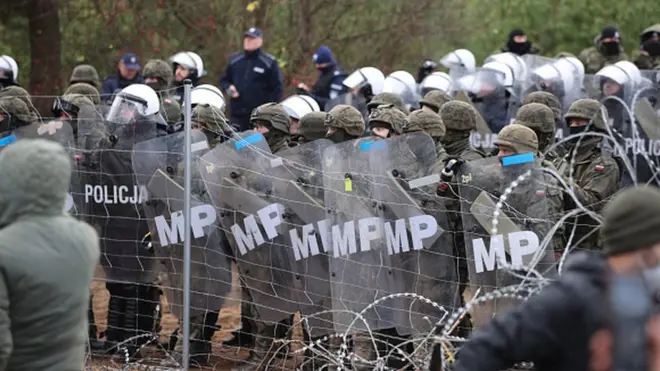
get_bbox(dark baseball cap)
[244,27,263,39]
[121,53,141,70]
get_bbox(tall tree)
[27,0,61,114]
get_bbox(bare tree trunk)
[27,0,61,115]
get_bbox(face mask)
[601,41,621,56]
[326,128,348,144]
[508,41,531,55]
[566,125,588,146]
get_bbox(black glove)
[359,83,374,103]
[437,157,464,196]
[417,59,438,83]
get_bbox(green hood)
[0,139,71,227]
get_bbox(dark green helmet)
[0,86,39,122]
[366,92,408,113]
[405,109,446,138]
[297,111,327,142]
[192,104,229,134]
[143,59,173,90]
[325,104,365,137]
[419,90,453,112]
[564,99,608,131]
[522,91,562,123]
[64,83,101,105]
[61,93,94,111]
[439,101,477,132]
[0,96,33,125]
[250,102,291,134]
[514,103,556,134]
[494,123,539,154]
[69,64,100,88]
[368,104,406,135]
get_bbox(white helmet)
[0,55,19,85]
[440,49,476,74]
[280,94,320,120]
[485,52,529,83]
[596,60,642,87]
[191,84,225,111]
[533,57,585,93]
[106,83,161,124]
[419,72,454,95]
[170,52,205,78]
[458,62,513,96]
[343,66,385,95]
[383,70,417,96]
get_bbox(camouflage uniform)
[60,93,95,139]
[0,96,36,129]
[142,59,182,125]
[325,104,366,143]
[437,101,484,161]
[561,99,621,251]
[511,106,567,254]
[367,103,406,137]
[295,111,327,143]
[633,24,660,70]
[578,43,629,74]
[64,83,101,106]
[419,90,453,114]
[0,86,40,123]
[250,102,295,152]
[69,64,100,89]
[405,108,448,160]
[366,92,408,114]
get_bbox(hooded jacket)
[0,139,99,371]
[453,251,610,371]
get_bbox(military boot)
[104,283,126,351]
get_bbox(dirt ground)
[87,266,303,370]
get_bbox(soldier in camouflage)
[64,82,101,106]
[0,86,40,123]
[0,96,37,132]
[142,59,182,126]
[419,89,453,114]
[295,111,327,144]
[404,108,448,160]
[55,94,97,140]
[493,123,538,156]
[191,103,231,147]
[368,103,406,139]
[578,26,629,74]
[515,102,561,160]
[324,104,366,143]
[251,102,296,152]
[561,99,621,251]
[366,92,408,114]
[69,64,100,89]
[633,24,660,70]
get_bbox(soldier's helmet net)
[0,86,34,115]
[106,84,161,125]
[405,108,446,138]
[64,83,101,105]
[522,91,562,123]
[494,123,539,153]
[192,103,228,134]
[440,100,477,132]
[325,104,365,137]
[0,96,32,127]
[368,104,406,135]
[367,92,407,113]
[514,103,555,134]
[142,59,173,87]
[69,64,100,88]
[250,102,291,134]
[419,90,453,112]
[564,98,609,131]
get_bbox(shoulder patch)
[594,164,605,171]
[164,99,172,104]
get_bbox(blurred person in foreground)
[452,186,660,371]
[0,139,99,371]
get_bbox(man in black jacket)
[219,28,284,131]
[452,186,660,371]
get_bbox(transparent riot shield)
[325,92,369,122]
[131,131,233,319]
[458,68,517,136]
[323,137,400,334]
[458,156,556,328]
[262,139,334,337]
[199,130,302,323]
[81,120,159,283]
[368,132,458,336]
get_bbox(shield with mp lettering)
[260,138,335,338]
[131,130,233,319]
[457,155,556,328]
[79,115,160,284]
[368,131,459,336]
[322,136,400,334]
[199,130,303,323]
